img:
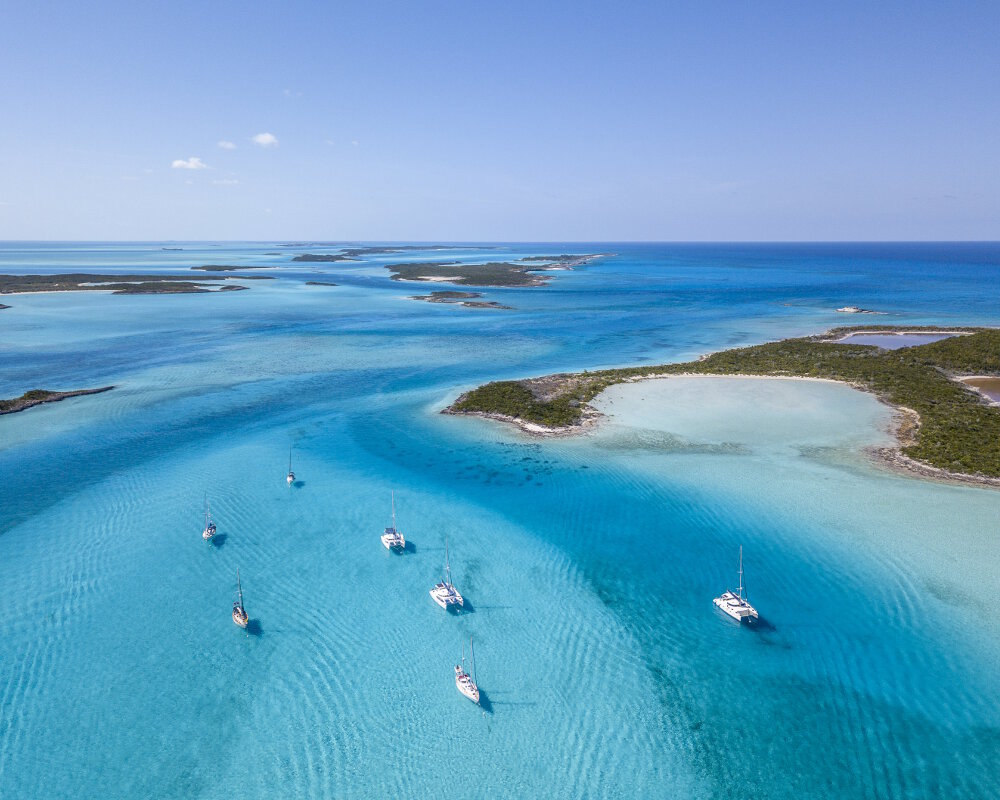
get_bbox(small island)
[0,273,269,294]
[191,265,277,272]
[520,253,613,269]
[409,290,512,309]
[1,386,115,415]
[386,254,606,287]
[446,325,1000,485]
[292,245,488,263]
[0,303,10,310]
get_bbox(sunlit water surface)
[1,242,999,799]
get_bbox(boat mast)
[391,490,396,530]
[737,546,744,601]
[444,538,451,586]
[471,637,477,685]
[236,568,244,609]
[288,445,292,473]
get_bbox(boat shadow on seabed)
[475,689,494,715]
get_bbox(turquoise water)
[837,332,957,348]
[1,242,999,798]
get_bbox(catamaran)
[429,539,464,610]
[286,446,295,485]
[201,496,216,541]
[713,546,758,623]
[233,568,249,628]
[380,491,405,551]
[454,637,480,704]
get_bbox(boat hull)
[455,668,480,704]
[381,529,405,551]
[430,584,463,609]
[713,591,758,623]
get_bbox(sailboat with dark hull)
[233,569,249,628]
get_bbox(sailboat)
[713,546,758,623]
[286,445,295,486]
[201,496,217,541]
[232,568,249,628]
[454,637,480,704]
[380,491,406,551]
[429,539,464,610]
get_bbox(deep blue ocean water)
[1,242,998,798]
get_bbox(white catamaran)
[713,546,758,623]
[380,491,405,552]
[286,446,295,486]
[233,568,249,629]
[454,637,480,704]
[429,539,464,610]
[201,496,217,541]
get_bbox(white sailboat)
[454,637,480,704]
[233,568,249,628]
[713,546,758,623]
[380,491,405,551]
[286,445,295,486]
[429,539,464,610]
[201,496,217,541]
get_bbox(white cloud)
[282,89,302,98]
[217,140,237,150]
[325,139,336,146]
[252,132,278,148]
[212,179,240,185]
[351,140,359,146]
[171,156,208,170]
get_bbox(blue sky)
[1,1,997,240]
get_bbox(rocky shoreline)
[1,386,115,415]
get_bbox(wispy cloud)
[217,140,237,150]
[325,139,336,146]
[212,178,240,185]
[171,156,209,170]
[252,132,278,148]
[351,140,359,146]
[282,88,302,98]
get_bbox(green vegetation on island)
[0,273,268,295]
[409,290,513,309]
[386,254,607,287]
[292,246,486,263]
[448,326,1000,479]
[1,386,115,415]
